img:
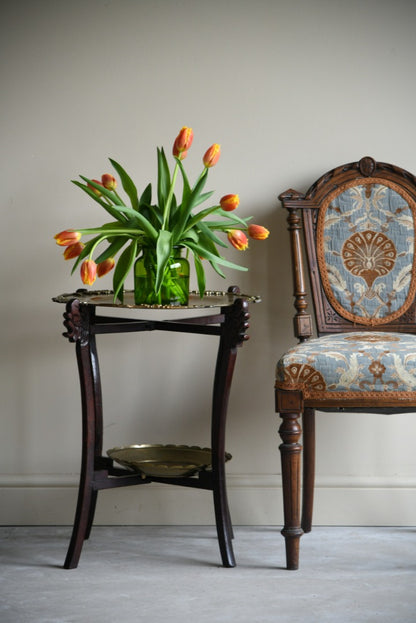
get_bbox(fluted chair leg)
[279,409,303,570]
[301,407,315,533]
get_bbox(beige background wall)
[2,0,416,527]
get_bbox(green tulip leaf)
[208,259,226,279]
[80,176,124,206]
[113,239,138,303]
[197,221,228,248]
[72,180,127,223]
[139,183,152,208]
[157,148,171,209]
[147,205,164,227]
[172,168,208,240]
[179,228,199,244]
[190,190,215,210]
[109,158,139,211]
[207,211,253,228]
[193,253,206,296]
[186,241,248,272]
[95,237,128,264]
[176,157,191,205]
[114,207,159,239]
[184,205,222,233]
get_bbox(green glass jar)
[134,247,190,306]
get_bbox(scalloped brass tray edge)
[53,289,261,309]
[107,444,232,478]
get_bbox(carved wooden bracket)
[62,299,91,345]
[224,298,250,348]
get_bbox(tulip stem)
[113,189,124,204]
[88,234,116,259]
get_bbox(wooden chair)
[275,157,416,569]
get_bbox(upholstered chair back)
[281,158,416,337]
[318,181,416,326]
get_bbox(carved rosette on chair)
[276,157,416,570]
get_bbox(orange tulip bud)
[97,257,115,277]
[173,126,193,158]
[203,143,221,168]
[87,179,104,196]
[227,229,249,251]
[63,242,85,260]
[80,259,97,285]
[101,173,117,190]
[172,142,188,160]
[54,230,82,246]
[220,194,240,212]
[248,224,270,240]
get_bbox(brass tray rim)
[52,289,261,309]
[107,443,232,478]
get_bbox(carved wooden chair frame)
[275,157,416,569]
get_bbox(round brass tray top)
[52,289,261,309]
[107,444,232,478]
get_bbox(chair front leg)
[276,389,303,570]
[301,407,315,533]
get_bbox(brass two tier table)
[53,286,260,569]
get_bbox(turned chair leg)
[301,407,315,533]
[278,409,303,570]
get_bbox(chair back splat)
[275,157,416,569]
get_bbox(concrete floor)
[1,525,415,623]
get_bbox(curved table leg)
[212,347,236,567]
[63,301,103,569]
[212,294,250,567]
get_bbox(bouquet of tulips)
[54,127,269,302]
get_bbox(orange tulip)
[203,143,221,168]
[173,144,188,160]
[80,259,97,285]
[54,230,82,246]
[173,126,193,158]
[101,173,117,190]
[227,229,249,251]
[220,194,240,212]
[87,179,104,196]
[97,257,115,277]
[63,242,85,260]
[248,224,270,240]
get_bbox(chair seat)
[276,331,416,400]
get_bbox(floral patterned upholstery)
[317,181,416,326]
[276,332,416,400]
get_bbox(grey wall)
[2,0,416,525]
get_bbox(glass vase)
[134,248,190,306]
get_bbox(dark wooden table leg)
[62,301,103,569]
[211,292,250,567]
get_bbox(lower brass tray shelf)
[107,444,232,479]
